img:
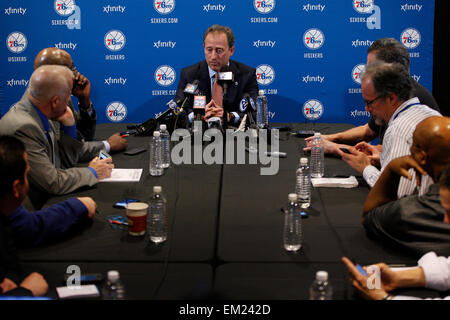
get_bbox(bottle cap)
[300,157,308,165]
[153,186,162,193]
[258,90,265,96]
[288,193,298,202]
[153,131,160,137]
[160,124,167,131]
[316,271,328,281]
[107,270,120,282]
[314,132,321,138]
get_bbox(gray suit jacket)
[0,94,104,209]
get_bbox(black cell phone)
[340,147,351,154]
[295,130,315,138]
[124,147,147,156]
[63,273,103,285]
[114,198,139,208]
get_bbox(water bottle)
[283,193,302,252]
[309,271,333,300]
[102,270,126,300]
[148,186,167,243]
[159,124,170,169]
[149,131,163,176]
[310,132,324,178]
[256,90,268,129]
[296,157,311,209]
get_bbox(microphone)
[193,95,206,122]
[207,116,223,132]
[155,97,184,121]
[217,65,234,97]
[184,80,200,96]
[239,93,257,129]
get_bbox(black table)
[17,123,437,300]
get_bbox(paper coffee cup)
[126,202,148,236]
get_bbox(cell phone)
[99,150,112,160]
[295,130,315,138]
[114,198,139,208]
[63,273,103,285]
[123,147,147,156]
[339,147,351,154]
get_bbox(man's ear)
[11,179,22,199]
[49,95,59,111]
[415,149,428,167]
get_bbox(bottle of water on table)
[283,193,302,252]
[296,157,311,209]
[310,132,324,178]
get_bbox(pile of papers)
[311,176,359,188]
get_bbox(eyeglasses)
[364,95,383,108]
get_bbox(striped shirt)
[363,97,441,198]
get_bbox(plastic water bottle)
[296,157,311,209]
[102,270,125,300]
[159,124,170,168]
[148,186,167,243]
[149,131,163,176]
[309,271,333,300]
[283,193,302,252]
[256,90,268,129]
[310,132,324,178]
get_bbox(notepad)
[99,169,143,182]
[56,285,100,299]
[311,176,359,188]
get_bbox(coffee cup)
[125,202,148,236]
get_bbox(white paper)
[56,285,100,299]
[311,176,359,188]
[99,168,143,182]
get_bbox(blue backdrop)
[0,0,435,127]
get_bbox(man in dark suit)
[175,24,259,128]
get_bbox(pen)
[109,219,128,226]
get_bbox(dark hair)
[368,38,410,70]
[203,24,235,49]
[440,165,450,190]
[0,136,26,198]
[362,61,413,102]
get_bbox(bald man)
[362,116,450,257]
[0,65,114,210]
[33,48,127,151]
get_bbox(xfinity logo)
[4,7,27,15]
[351,109,370,117]
[302,75,324,84]
[401,4,422,12]
[55,42,77,50]
[203,3,226,12]
[412,75,421,82]
[253,40,276,48]
[302,3,325,12]
[103,5,126,13]
[352,39,373,47]
[105,77,127,85]
[154,40,176,48]
[7,78,29,87]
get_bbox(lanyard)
[392,102,421,121]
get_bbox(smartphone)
[123,147,147,156]
[63,273,103,285]
[99,150,112,160]
[339,147,351,154]
[114,198,139,208]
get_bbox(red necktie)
[212,73,223,109]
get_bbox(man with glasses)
[175,24,259,127]
[337,62,441,198]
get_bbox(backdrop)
[0,0,435,127]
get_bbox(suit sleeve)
[8,200,88,247]
[16,123,98,195]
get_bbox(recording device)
[193,95,206,121]
[207,116,223,132]
[264,151,287,158]
[217,65,234,97]
[99,150,111,160]
[63,273,103,285]
[294,130,315,138]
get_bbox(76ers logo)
[106,102,127,122]
[401,28,421,49]
[303,29,325,50]
[353,0,374,14]
[104,30,126,51]
[155,65,176,86]
[154,0,175,14]
[54,0,76,16]
[254,0,275,14]
[303,99,323,121]
[6,32,27,54]
[256,65,275,86]
[352,64,366,85]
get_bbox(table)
[17,123,439,300]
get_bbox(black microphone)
[184,80,200,96]
[155,97,184,121]
[239,93,257,128]
[193,95,206,122]
[207,116,223,133]
[217,65,234,97]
